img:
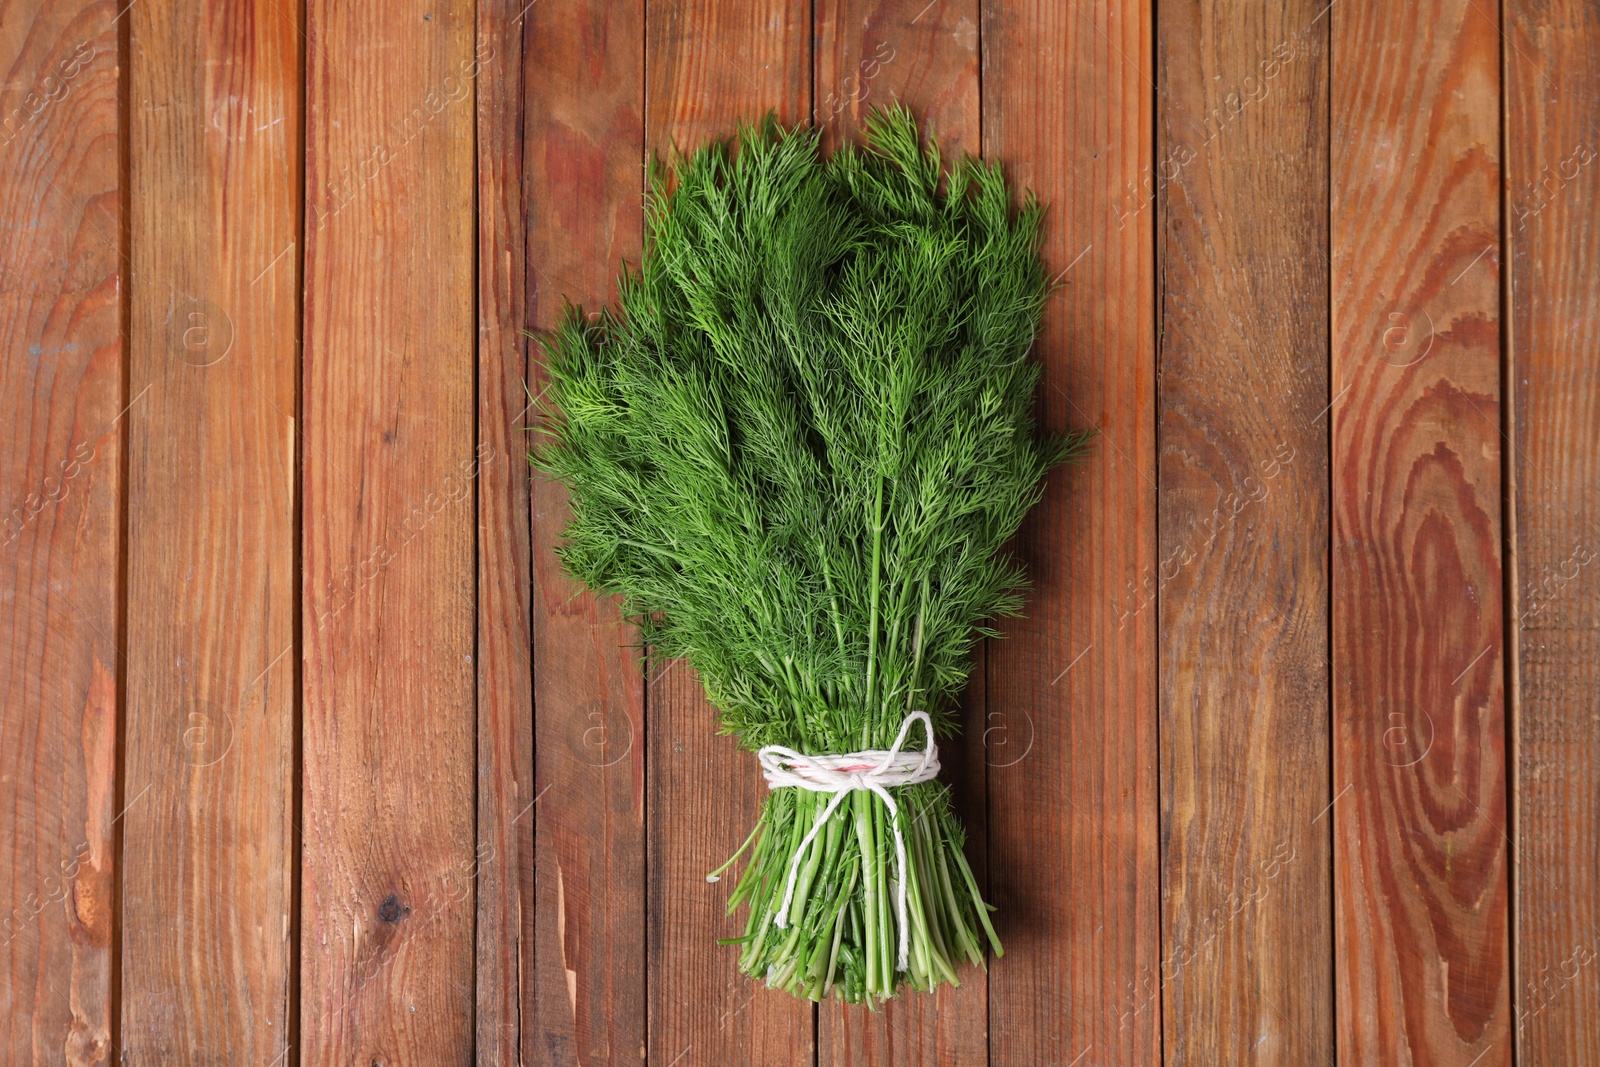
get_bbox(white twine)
[755,710,939,973]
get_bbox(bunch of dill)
[535,106,1086,1003]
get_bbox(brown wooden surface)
[474,0,536,1062]
[1157,0,1333,1062]
[814,2,988,1064]
[1331,0,1512,1063]
[643,6,815,1064]
[120,0,300,1062]
[983,0,1161,1064]
[1506,1,1600,1062]
[525,1,649,1064]
[299,0,478,1062]
[3,0,1594,1062]
[0,1,121,1062]
[814,0,978,158]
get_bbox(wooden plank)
[1504,1,1600,1061]
[300,0,478,1060]
[476,0,536,1062]
[981,1,1160,1064]
[814,0,977,157]
[1331,0,1512,1062]
[524,1,648,1063]
[0,1,120,1061]
[119,0,298,1061]
[643,2,814,1063]
[813,2,986,1063]
[1156,0,1333,1061]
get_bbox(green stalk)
[875,795,893,993]
[950,828,1002,957]
[905,573,930,709]
[778,796,833,960]
[801,824,848,1000]
[854,790,880,994]
[777,655,813,751]
[932,823,981,966]
[905,861,931,987]
[822,856,858,997]
[709,810,767,889]
[748,795,811,973]
[905,807,944,975]
[817,543,848,658]
[863,474,885,747]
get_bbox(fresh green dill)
[534,105,1087,1003]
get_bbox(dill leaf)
[536,105,1085,754]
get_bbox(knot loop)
[752,710,939,974]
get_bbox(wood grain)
[1156,0,1332,1061]
[812,2,986,1064]
[980,1,1160,1064]
[644,3,814,1063]
[1504,1,1600,1062]
[814,0,978,158]
[1331,0,1512,1062]
[8,1,1600,1058]
[524,1,648,1063]
[300,0,477,1061]
[120,0,298,1061]
[475,0,536,1062]
[0,1,120,1061]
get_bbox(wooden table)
[2,0,1594,1063]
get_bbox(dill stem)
[708,810,766,888]
[863,474,885,746]
[778,656,811,750]
[818,543,848,659]
[906,811,937,962]
[906,573,930,710]
[875,796,892,991]
[933,826,981,964]
[952,831,1002,957]
[822,856,858,997]
[854,790,880,994]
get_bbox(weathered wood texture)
[300,0,478,1062]
[525,1,649,1064]
[643,3,816,1064]
[982,1,1161,1065]
[1331,0,1512,1062]
[120,0,299,1062]
[9,0,1600,1062]
[814,0,978,158]
[476,0,536,1062]
[0,1,121,1062]
[1157,0,1333,1061]
[1506,1,1600,1062]
[814,2,988,1064]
